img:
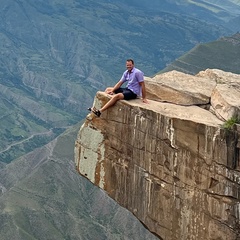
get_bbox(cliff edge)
[75,69,240,240]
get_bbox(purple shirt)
[120,67,144,96]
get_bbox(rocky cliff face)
[75,69,240,240]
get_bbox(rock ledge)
[75,69,240,240]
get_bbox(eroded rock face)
[75,69,240,240]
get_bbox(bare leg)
[100,93,124,112]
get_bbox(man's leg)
[100,93,124,112]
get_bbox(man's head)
[126,59,134,72]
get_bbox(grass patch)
[222,117,240,130]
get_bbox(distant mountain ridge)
[160,33,240,75]
[122,0,240,31]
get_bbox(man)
[88,59,148,117]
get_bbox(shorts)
[114,88,137,100]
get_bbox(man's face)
[126,61,134,72]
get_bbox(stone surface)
[196,68,240,85]
[196,69,240,121]
[145,69,240,121]
[211,84,240,121]
[75,69,240,240]
[145,70,216,105]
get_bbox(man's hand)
[139,82,148,103]
[105,87,114,95]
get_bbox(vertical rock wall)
[75,92,240,240]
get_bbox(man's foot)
[87,107,101,117]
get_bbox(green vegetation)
[223,116,240,130]
[1,128,66,163]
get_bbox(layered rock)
[75,69,240,240]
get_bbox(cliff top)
[90,69,240,128]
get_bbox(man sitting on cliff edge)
[88,59,148,117]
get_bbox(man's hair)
[126,59,134,65]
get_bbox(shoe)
[87,107,101,117]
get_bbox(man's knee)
[114,93,124,100]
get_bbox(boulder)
[145,69,240,121]
[211,84,240,121]
[145,70,216,105]
[197,69,240,121]
[197,68,240,85]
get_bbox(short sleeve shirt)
[120,67,144,96]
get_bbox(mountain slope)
[0,0,234,162]
[0,124,159,240]
[122,0,240,31]
[160,33,240,75]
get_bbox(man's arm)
[105,80,124,95]
[139,81,148,103]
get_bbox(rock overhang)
[75,69,240,240]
